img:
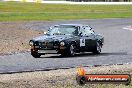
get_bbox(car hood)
[32,35,74,42]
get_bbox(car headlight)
[29,41,34,46]
[60,42,65,46]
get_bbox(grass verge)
[0,2,132,21]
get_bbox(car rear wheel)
[31,50,41,58]
[93,42,101,54]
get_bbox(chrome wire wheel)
[93,42,101,54]
[97,43,101,53]
[69,44,75,56]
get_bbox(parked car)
[29,24,104,58]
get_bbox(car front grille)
[34,41,59,49]
[41,41,54,49]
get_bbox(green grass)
[0,2,132,21]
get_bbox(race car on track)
[29,24,104,58]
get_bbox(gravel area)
[0,64,132,88]
[0,22,43,55]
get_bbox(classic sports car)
[29,24,104,58]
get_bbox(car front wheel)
[93,42,101,54]
[68,44,76,56]
[31,49,41,58]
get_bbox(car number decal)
[80,38,85,47]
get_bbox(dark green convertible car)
[29,24,104,58]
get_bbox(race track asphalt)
[0,18,132,73]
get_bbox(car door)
[79,26,96,51]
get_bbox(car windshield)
[48,25,78,36]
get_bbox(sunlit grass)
[0,2,132,21]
